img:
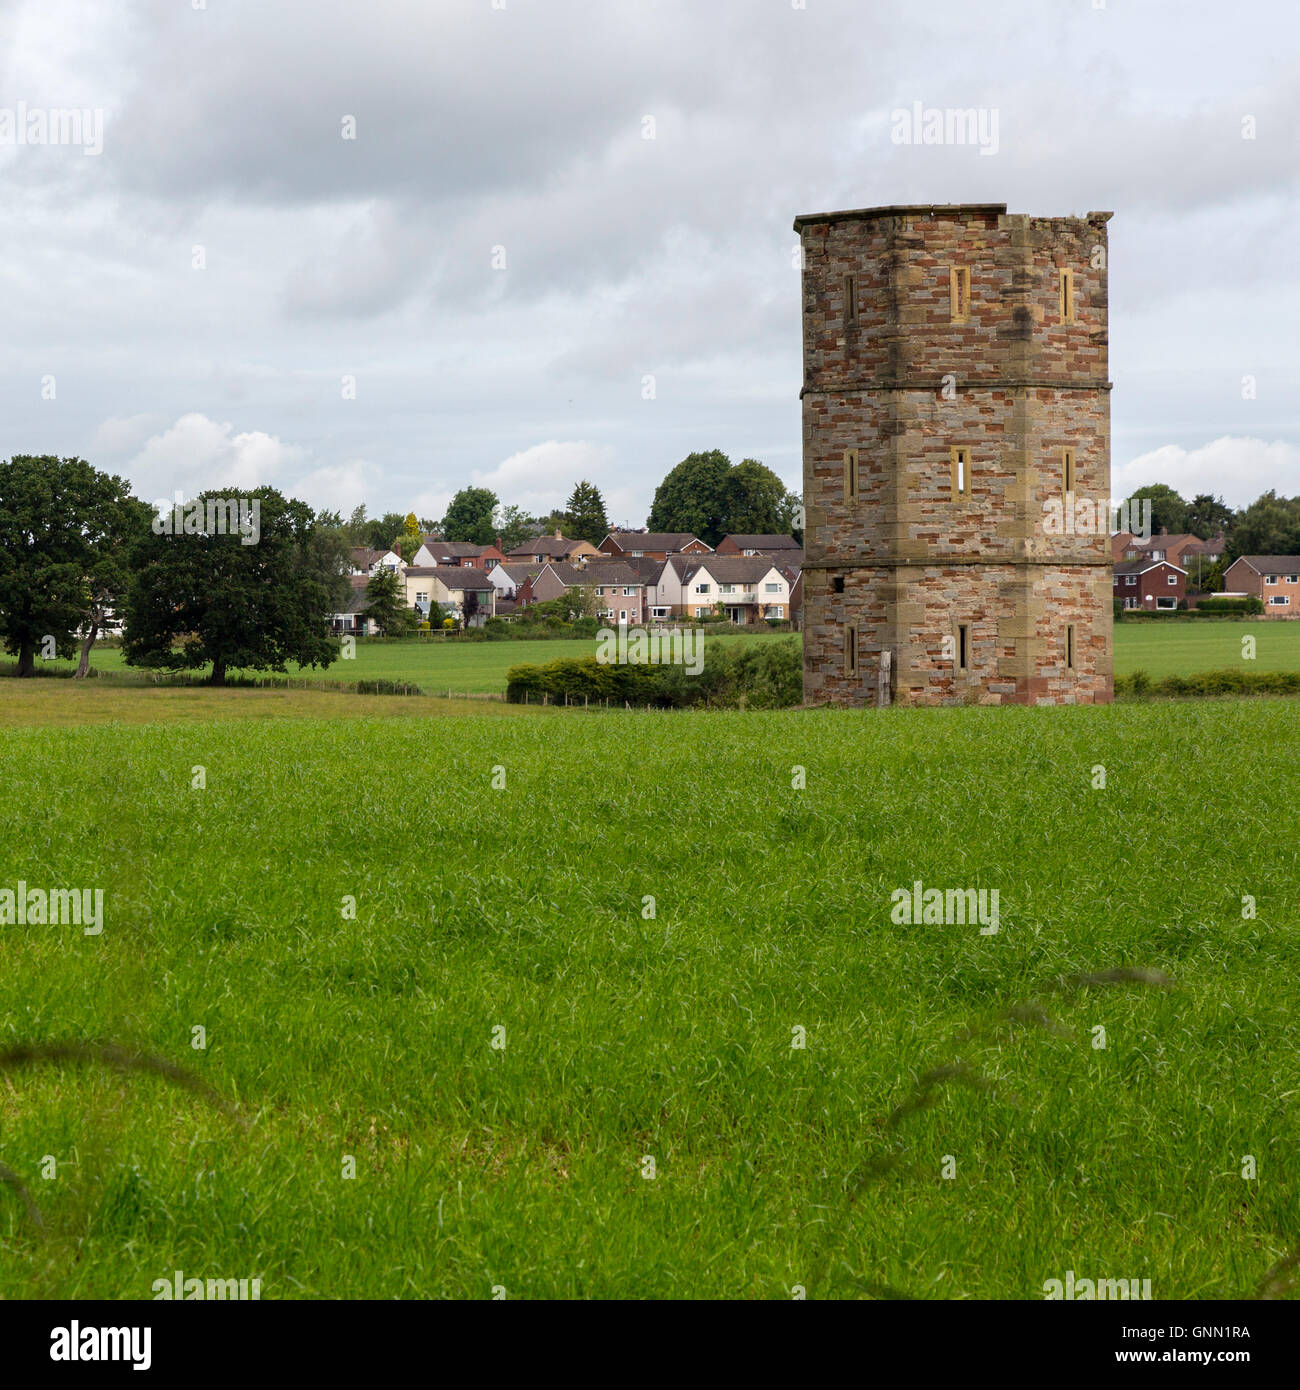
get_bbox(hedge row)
[506,636,802,709]
[1117,668,1300,698]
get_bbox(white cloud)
[126,413,308,504]
[471,440,616,516]
[1114,437,1300,510]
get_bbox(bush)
[1194,595,1264,615]
[1115,668,1300,700]
[506,635,802,709]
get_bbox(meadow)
[31,619,1300,694]
[1,694,1297,1299]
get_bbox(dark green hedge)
[506,636,802,709]
[1117,668,1300,698]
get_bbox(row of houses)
[1111,531,1300,615]
[334,531,805,633]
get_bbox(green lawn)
[36,621,1300,693]
[1,698,1297,1298]
[41,630,786,694]
[1114,620,1300,679]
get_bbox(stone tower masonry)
[796,203,1114,706]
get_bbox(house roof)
[676,555,786,583]
[507,534,591,558]
[721,533,801,551]
[404,566,495,589]
[497,563,544,584]
[571,560,645,587]
[419,539,484,558]
[601,531,709,553]
[1114,559,1187,576]
[1228,556,1300,573]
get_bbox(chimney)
[495,536,503,550]
[555,528,562,540]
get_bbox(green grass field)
[40,631,784,694]
[32,620,1300,693]
[1113,620,1300,678]
[1,695,1297,1299]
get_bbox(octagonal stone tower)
[796,203,1114,706]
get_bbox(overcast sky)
[1,0,1296,529]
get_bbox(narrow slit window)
[844,274,857,328]
[950,266,970,323]
[958,624,969,672]
[951,446,971,498]
[1059,268,1074,323]
[1063,446,1076,493]
[844,448,859,501]
[844,624,858,677]
[1066,624,1076,670]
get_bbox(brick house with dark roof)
[1223,556,1300,617]
[1113,559,1186,611]
[413,538,507,570]
[597,531,711,561]
[506,530,601,564]
[715,533,802,557]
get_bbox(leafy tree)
[493,504,535,554]
[647,449,732,545]
[441,487,500,545]
[362,565,416,636]
[777,490,804,545]
[122,485,341,686]
[344,504,370,546]
[722,458,787,535]
[1123,483,1188,538]
[1184,493,1234,541]
[1228,491,1300,560]
[563,480,609,545]
[0,455,150,678]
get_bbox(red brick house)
[715,534,802,558]
[414,538,506,570]
[1223,556,1300,617]
[597,531,711,562]
[1113,559,1186,611]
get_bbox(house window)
[1063,447,1076,494]
[1059,268,1074,323]
[769,606,784,619]
[1268,596,1290,606]
[1167,574,1178,586]
[695,606,710,618]
[1156,597,1177,610]
[1124,598,1138,610]
[958,624,969,672]
[416,591,428,603]
[1265,575,1278,585]
[695,583,711,594]
[844,448,859,501]
[719,585,735,594]
[950,266,970,323]
[594,586,604,595]
[1124,575,1137,587]
[951,446,971,498]
[844,625,858,677]
[1288,575,1299,583]
[623,587,635,596]
[1066,624,1076,668]
[765,583,780,593]
[843,274,857,328]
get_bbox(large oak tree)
[123,485,344,685]
[0,454,149,677]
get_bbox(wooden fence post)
[877,649,892,708]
